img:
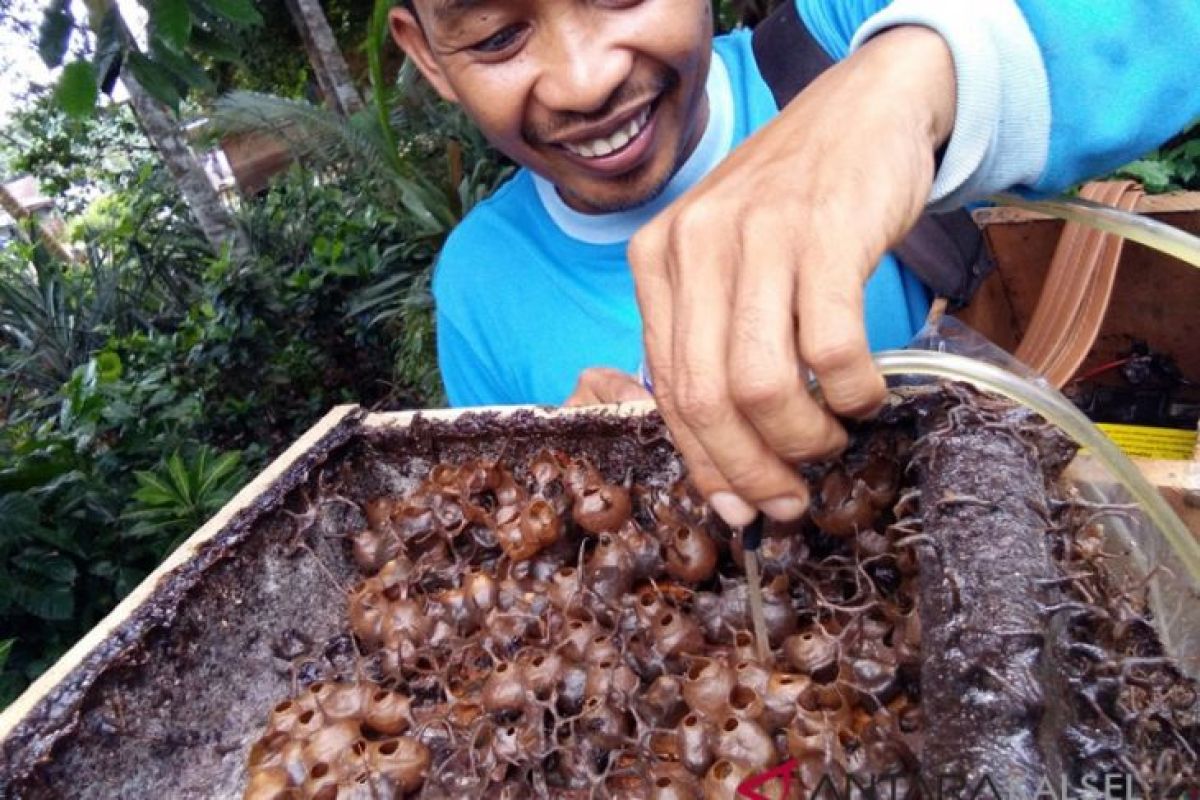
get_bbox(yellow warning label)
[1097,423,1197,460]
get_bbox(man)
[390,0,1200,525]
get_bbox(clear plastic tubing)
[995,193,1200,270]
[873,349,1200,581]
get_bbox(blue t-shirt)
[433,0,1200,407]
[434,21,931,407]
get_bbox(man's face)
[392,0,713,214]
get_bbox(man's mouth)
[560,105,653,160]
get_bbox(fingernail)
[760,495,807,521]
[709,492,757,527]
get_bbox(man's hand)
[628,26,956,526]
[564,367,653,407]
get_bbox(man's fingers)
[630,223,762,522]
[653,395,760,526]
[563,367,652,407]
[795,241,887,419]
[667,215,810,521]
[729,221,847,462]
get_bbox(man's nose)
[533,19,632,114]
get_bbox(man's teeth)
[564,107,651,159]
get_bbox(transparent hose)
[994,193,1200,269]
[873,349,1200,582]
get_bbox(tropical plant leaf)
[204,0,264,26]
[166,451,193,505]
[0,493,42,539]
[131,469,184,506]
[127,51,182,111]
[196,451,242,498]
[1117,159,1176,193]
[368,0,402,171]
[29,525,87,559]
[212,91,394,172]
[148,38,216,94]
[0,455,76,494]
[0,640,13,673]
[96,352,123,383]
[189,27,244,64]
[9,580,74,621]
[13,549,78,584]
[151,0,193,50]
[122,448,244,545]
[56,61,98,118]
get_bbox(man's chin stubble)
[564,171,674,214]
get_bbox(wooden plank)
[0,404,362,738]
[961,195,1200,382]
[1131,457,1200,542]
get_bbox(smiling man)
[390,0,1200,526]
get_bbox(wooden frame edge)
[359,399,659,430]
[0,404,363,737]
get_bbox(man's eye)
[470,24,525,54]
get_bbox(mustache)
[524,70,677,143]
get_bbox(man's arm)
[850,0,1200,206]
[1015,1,1200,194]
[630,25,956,526]
[630,1,1200,526]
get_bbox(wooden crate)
[961,192,1200,381]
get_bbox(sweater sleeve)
[1014,1,1200,194]
[849,0,1050,210]
[850,0,1200,205]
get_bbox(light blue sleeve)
[851,0,1199,205]
[1016,1,1200,193]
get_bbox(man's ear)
[389,7,459,103]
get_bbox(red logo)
[738,758,799,800]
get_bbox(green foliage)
[54,60,97,117]
[39,0,263,115]
[0,354,172,707]
[209,55,512,409]
[0,91,155,216]
[152,0,193,50]
[1,0,510,710]
[124,448,245,549]
[1115,123,1200,194]
[0,248,121,395]
[205,0,264,26]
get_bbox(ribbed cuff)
[849,0,1050,210]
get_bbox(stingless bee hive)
[0,386,1196,799]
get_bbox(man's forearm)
[850,0,1049,210]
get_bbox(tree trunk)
[122,72,251,260]
[284,0,365,117]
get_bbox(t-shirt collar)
[532,51,736,246]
